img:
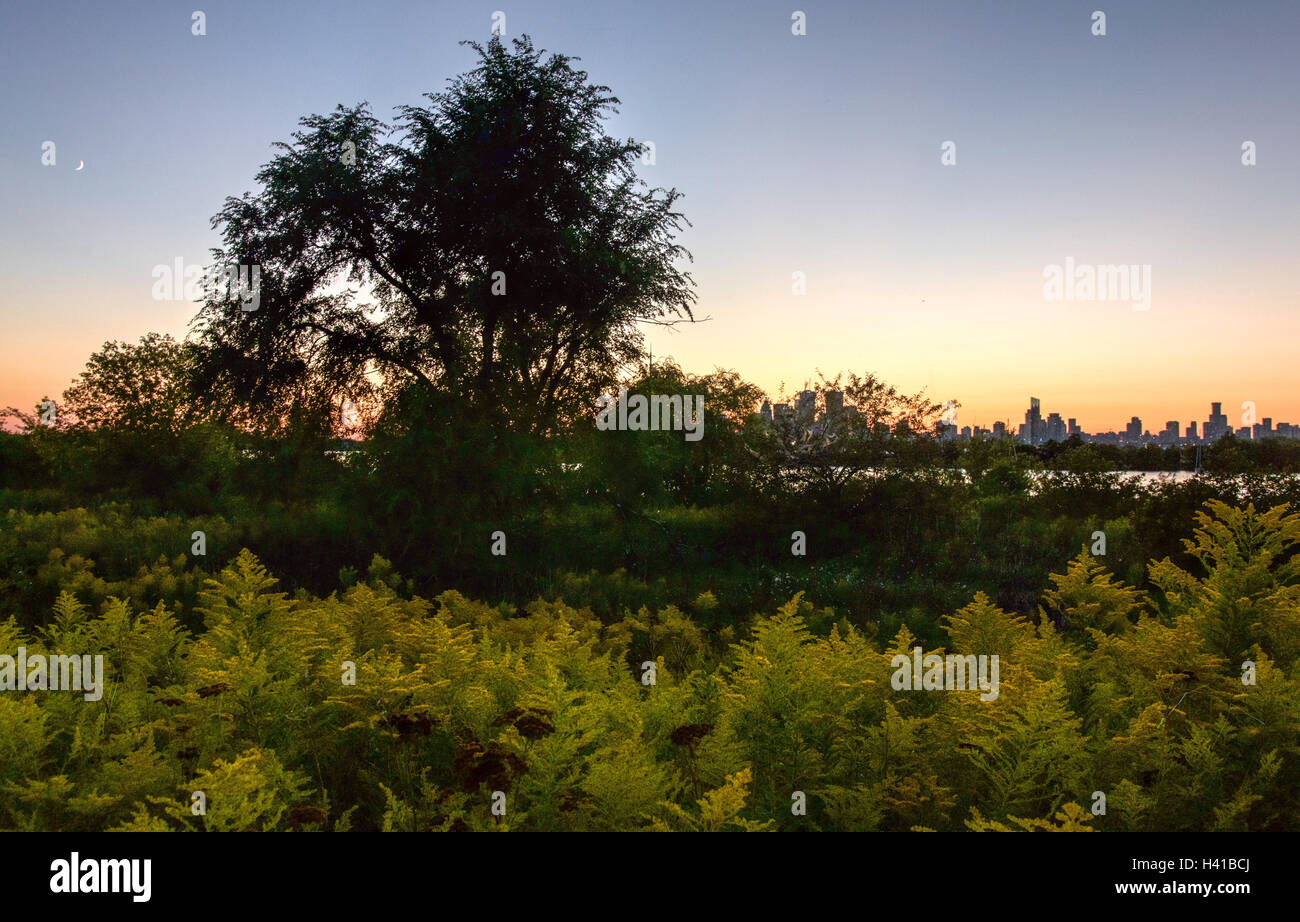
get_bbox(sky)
[2,0,1297,433]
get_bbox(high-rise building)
[795,390,815,421]
[1206,402,1228,441]
[825,390,844,418]
[1024,397,1043,444]
[759,400,773,423]
[1046,412,1066,443]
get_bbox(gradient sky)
[2,0,1297,433]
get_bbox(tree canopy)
[192,35,696,433]
[59,333,203,434]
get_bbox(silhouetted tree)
[60,333,202,434]
[193,35,695,433]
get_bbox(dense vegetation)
[4,381,1299,646]
[0,501,1296,832]
[4,368,1299,832]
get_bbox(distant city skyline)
[755,388,1297,441]
[944,397,1300,446]
[928,395,1297,442]
[761,388,1300,447]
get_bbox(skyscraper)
[1024,397,1043,444]
[1206,402,1228,441]
[1046,412,1066,443]
[795,390,815,421]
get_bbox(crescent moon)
[75,161,84,171]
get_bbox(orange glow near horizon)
[643,266,1300,435]
[4,278,1299,437]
